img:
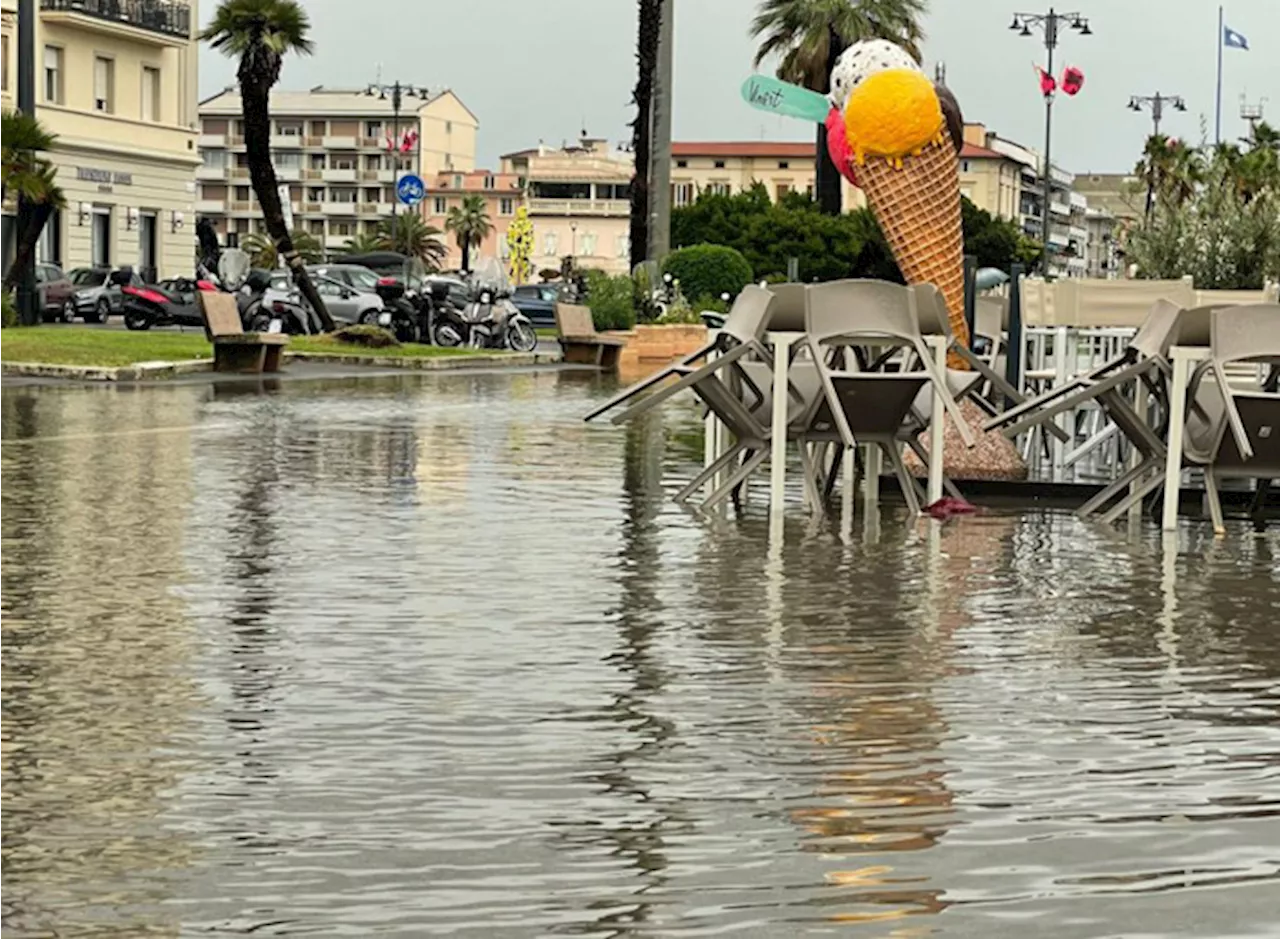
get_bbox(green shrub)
[690,293,730,315]
[331,324,400,347]
[661,244,753,302]
[582,269,636,331]
[2,290,16,329]
[762,271,788,285]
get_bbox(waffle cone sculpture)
[832,49,971,363]
[856,140,967,361]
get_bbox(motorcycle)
[361,277,421,343]
[431,259,538,352]
[120,274,218,331]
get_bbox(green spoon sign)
[740,75,831,124]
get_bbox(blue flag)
[1223,24,1249,49]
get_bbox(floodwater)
[2,369,1279,938]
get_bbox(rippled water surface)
[3,369,1280,938]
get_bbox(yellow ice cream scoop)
[843,69,945,166]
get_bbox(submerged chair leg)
[1204,469,1226,535]
[884,443,922,516]
[797,440,827,516]
[905,437,965,501]
[703,448,770,511]
[676,443,745,504]
[1097,470,1165,525]
[1077,459,1158,519]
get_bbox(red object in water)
[1035,65,1056,97]
[824,106,858,187]
[1061,66,1084,96]
[924,496,978,521]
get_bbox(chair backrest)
[806,279,920,346]
[973,296,1008,338]
[721,284,776,344]
[1169,304,1220,348]
[199,291,243,338]
[1211,303,1280,367]
[911,283,952,338]
[764,283,807,333]
[1127,298,1185,359]
[556,302,597,338]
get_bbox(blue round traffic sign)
[396,174,426,206]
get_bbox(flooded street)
[3,369,1279,938]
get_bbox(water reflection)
[2,372,1279,938]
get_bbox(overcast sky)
[198,0,1279,175]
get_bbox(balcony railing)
[528,197,629,217]
[40,0,191,39]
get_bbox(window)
[778,161,789,169]
[673,182,695,207]
[234,186,250,201]
[775,183,791,200]
[499,197,514,216]
[233,218,250,234]
[90,206,112,267]
[617,233,629,258]
[332,221,354,237]
[445,121,452,133]
[276,121,302,136]
[331,154,356,170]
[675,160,688,169]
[141,66,160,121]
[713,160,726,169]
[201,149,226,168]
[543,232,559,255]
[309,120,326,136]
[433,196,447,214]
[330,187,358,203]
[484,175,495,189]
[2,35,9,92]
[43,46,62,103]
[365,120,383,138]
[137,211,157,281]
[308,219,325,235]
[365,154,382,170]
[93,56,114,112]
[274,151,301,169]
[452,174,463,188]
[310,153,326,170]
[708,181,730,196]
[580,232,597,256]
[363,187,381,203]
[961,160,970,172]
[307,187,325,202]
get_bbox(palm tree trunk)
[240,76,334,331]
[815,26,844,216]
[629,0,660,271]
[2,201,52,295]
[460,236,471,273]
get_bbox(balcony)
[198,133,226,148]
[360,169,395,182]
[322,202,359,216]
[275,165,302,182]
[195,199,225,214]
[322,135,357,149]
[1069,225,1089,242]
[271,133,305,149]
[229,201,254,213]
[1049,200,1071,217]
[195,165,226,181]
[358,202,394,216]
[40,0,191,45]
[322,168,357,183]
[304,202,323,213]
[302,169,324,181]
[528,197,630,217]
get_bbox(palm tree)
[201,0,334,330]
[629,0,662,270]
[242,229,322,268]
[2,162,67,295]
[751,0,927,215]
[377,215,448,270]
[341,231,385,255]
[444,195,493,271]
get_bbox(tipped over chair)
[1181,304,1280,533]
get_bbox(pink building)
[421,169,523,271]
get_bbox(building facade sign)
[76,167,134,186]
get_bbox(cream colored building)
[196,86,476,253]
[671,140,865,210]
[2,0,200,279]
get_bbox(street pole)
[391,82,401,222]
[647,0,673,263]
[1128,92,1186,220]
[1012,8,1090,280]
[15,0,39,325]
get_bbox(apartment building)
[2,0,200,279]
[421,168,522,270]
[196,86,476,253]
[671,140,865,209]
[500,138,634,274]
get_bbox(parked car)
[35,263,75,322]
[63,266,140,323]
[510,283,560,328]
[264,272,382,328]
[308,263,384,293]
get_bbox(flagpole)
[1215,4,1223,144]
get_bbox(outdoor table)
[1161,344,1212,531]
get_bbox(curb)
[2,350,565,382]
[1,359,214,382]
[282,350,564,370]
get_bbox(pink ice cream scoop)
[824,106,858,187]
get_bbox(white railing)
[527,198,629,217]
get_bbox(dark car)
[511,283,559,328]
[35,263,75,322]
[63,267,140,323]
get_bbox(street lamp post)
[365,81,424,222]
[1128,92,1187,219]
[1011,8,1091,278]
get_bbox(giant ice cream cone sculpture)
[830,43,970,360]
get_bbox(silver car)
[63,267,140,323]
[265,272,383,328]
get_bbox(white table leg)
[1162,352,1190,531]
[862,445,881,514]
[769,335,794,517]
[1052,325,1070,482]
[928,337,947,505]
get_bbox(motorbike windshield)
[471,257,509,295]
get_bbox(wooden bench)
[199,291,289,374]
[555,302,626,370]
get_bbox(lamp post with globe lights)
[1128,92,1187,219]
[364,81,426,220]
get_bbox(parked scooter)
[120,274,217,330]
[432,258,537,352]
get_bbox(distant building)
[196,86,477,254]
[670,141,865,209]
[422,169,523,270]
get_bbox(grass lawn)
[1,327,492,367]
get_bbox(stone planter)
[613,324,708,379]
